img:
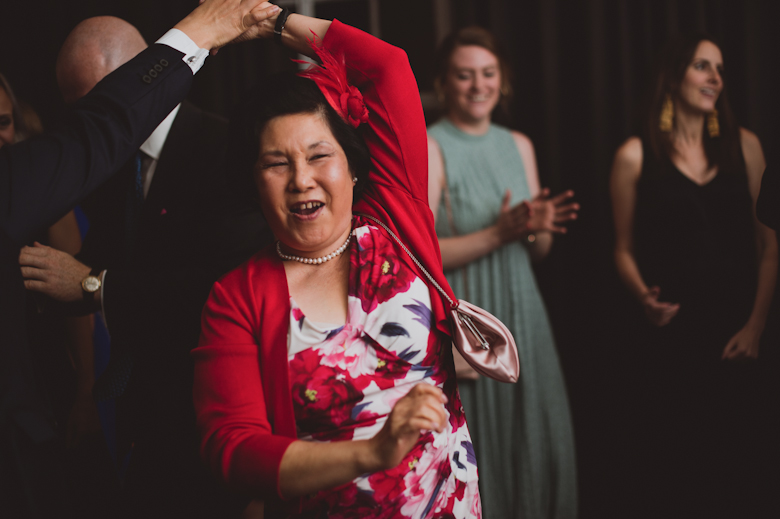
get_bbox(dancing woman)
[193,11,481,518]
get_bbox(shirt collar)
[140,104,181,160]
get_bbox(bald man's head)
[57,16,147,104]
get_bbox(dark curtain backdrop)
[2,1,778,517]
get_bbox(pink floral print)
[286,222,481,518]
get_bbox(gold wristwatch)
[81,268,101,301]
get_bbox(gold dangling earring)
[707,108,720,137]
[659,94,674,132]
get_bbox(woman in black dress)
[610,34,777,518]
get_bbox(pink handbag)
[357,214,520,383]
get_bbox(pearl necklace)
[276,231,353,265]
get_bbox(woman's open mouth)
[290,201,324,218]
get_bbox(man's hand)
[19,242,91,302]
[175,0,281,51]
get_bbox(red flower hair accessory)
[295,34,369,128]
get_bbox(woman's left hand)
[722,322,763,360]
[524,188,579,234]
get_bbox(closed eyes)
[260,161,287,170]
[259,153,332,170]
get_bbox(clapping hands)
[525,188,579,234]
[495,188,579,244]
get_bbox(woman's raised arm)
[262,12,332,56]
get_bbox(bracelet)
[274,8,292,44]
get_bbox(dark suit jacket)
[75,101,269,517]
[0,44,194,518]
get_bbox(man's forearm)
[2,0,279,244]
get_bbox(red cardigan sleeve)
[327,21,458,331]
[193,255,295,499]
[323,20,427,201]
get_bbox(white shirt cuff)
[156,28,209,74]
[99,269,109,330]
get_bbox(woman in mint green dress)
[427,27,579,519]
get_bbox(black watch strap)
[274,8,291,44]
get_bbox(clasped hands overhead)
[176,0,282,53]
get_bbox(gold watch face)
[82,275,101,293]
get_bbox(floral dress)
[286,218,481,518]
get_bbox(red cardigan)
[192,20,458,503]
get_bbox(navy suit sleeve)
[0,44,193,245]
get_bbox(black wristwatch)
[274,8,292,44]
[81,267,102,301]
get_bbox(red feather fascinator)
[295,34,369,128]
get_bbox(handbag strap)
[354,213,458,309]
[441,170,458,238]
[440,167,471,300]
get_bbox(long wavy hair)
[644,33,742,174]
